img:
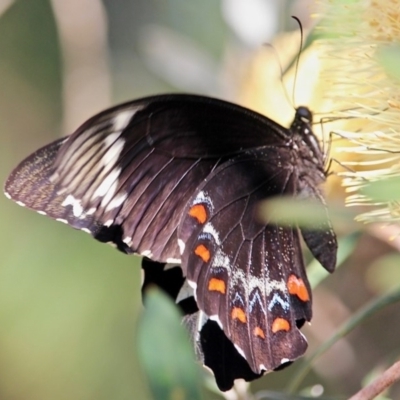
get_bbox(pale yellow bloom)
[316,0,400,222]
[238,1,400,223]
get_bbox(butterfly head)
[291,106,325,173]
[295,106,312,124]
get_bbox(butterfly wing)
[300,187,337,273]
[141,258,262,391]
[4,94,337,390]
[179,149,313,374]
[4,138,68,217]
[5,95,287,262]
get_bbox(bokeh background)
[1,1,400,399]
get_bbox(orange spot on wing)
[194,244,210,262]
[231,307,247,323]
[208,278,226,294]
[272,318,290,333]
[287,274,310,302]
[253,326,265,339]
[189,204,207,224]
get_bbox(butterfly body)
[4,94,337,390]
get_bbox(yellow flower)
[315,0,400,223]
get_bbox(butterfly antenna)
[291,16,303,107]
[263,43,293,110]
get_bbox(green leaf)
[360,176,400,202]
[137,288,203,400]
[376,44,400,83]
[258,197,356,231]
[259,197,328,227]
[366,253,400,293]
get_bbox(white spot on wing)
[164,263,180,271]
[100,181,119,210]
[102,138,125,166]
[192,190,214,211]
[280,358,290,364]
[196,310,209,333]
[81,228,91,234]
[62,194,83,217]
[93,168,121,199]
[203,222,221,245]
[187,279,197,299]
[268,292,290,311]
[249,290,266,314]
[122,236,132,246]
[232,292,245,306]
[265,275,286,294]
[209,314,222,328]
[4,192,11,199]
[103,132,120,149]
[37,210,47,215]
[141,250,153,257]
[178,239,185,254]
[176,279,195,303]
[16,200,26,207]
[112,108,138,131]
[56,218,68,224]
[104,192,127,212]
[86,207,96,215]
[212,248,231,269]
[166,257,181,263]
[230,268,286,300]
[233,343,246,359]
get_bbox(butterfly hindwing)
[141,258,262,391]
[300,187,337,273]
[179,150,312,374]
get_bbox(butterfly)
[4,94,337,391]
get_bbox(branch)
[349,360,400,400]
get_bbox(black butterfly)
[4,94,337,391]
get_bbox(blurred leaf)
[0,208,144,400]
[138,25,220,94]
[137,288,203,400]
[0,0,14,18]
[366,253,400,294]
[313,0,362,39]
[307,232,360,288]
[360,176,400,202]
[287,287,400,393]
[259,196,356,230]
[259,197,327,227]
[376,44,400,83]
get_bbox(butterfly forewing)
[4,139,80,221]
[6,95,292,262]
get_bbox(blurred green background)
[1,1,400,399]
